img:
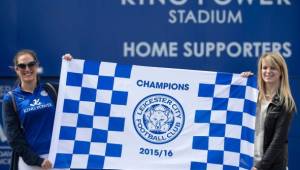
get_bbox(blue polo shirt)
[9,84,56,155]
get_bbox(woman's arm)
[255,106,291,169]
[2,95,44,166]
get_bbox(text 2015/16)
[139,147,173,157]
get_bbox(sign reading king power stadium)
[0,0,299,77]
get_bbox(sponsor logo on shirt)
[24,98,52,113]
[30,99,41,107]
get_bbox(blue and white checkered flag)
[49,59,258,170]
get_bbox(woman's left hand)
[62,53,73,61]
[41,159,52,169]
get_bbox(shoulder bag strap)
[8,91,17,113]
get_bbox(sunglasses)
[16,61,37,69]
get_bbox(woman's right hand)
[41,159,52,169]
[240,71,254,78]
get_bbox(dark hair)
[13,49,40,86]
[13,49,39,66]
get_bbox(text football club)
[133,94,185,144]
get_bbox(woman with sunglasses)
[242,52,296,170]
[2,49,72,170]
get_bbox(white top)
[254,99,270,163]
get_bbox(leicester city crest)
[133,94,185,144]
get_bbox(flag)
[49,59,258,170]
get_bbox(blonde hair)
[257,52,297,114]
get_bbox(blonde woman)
[242,52,297,170]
